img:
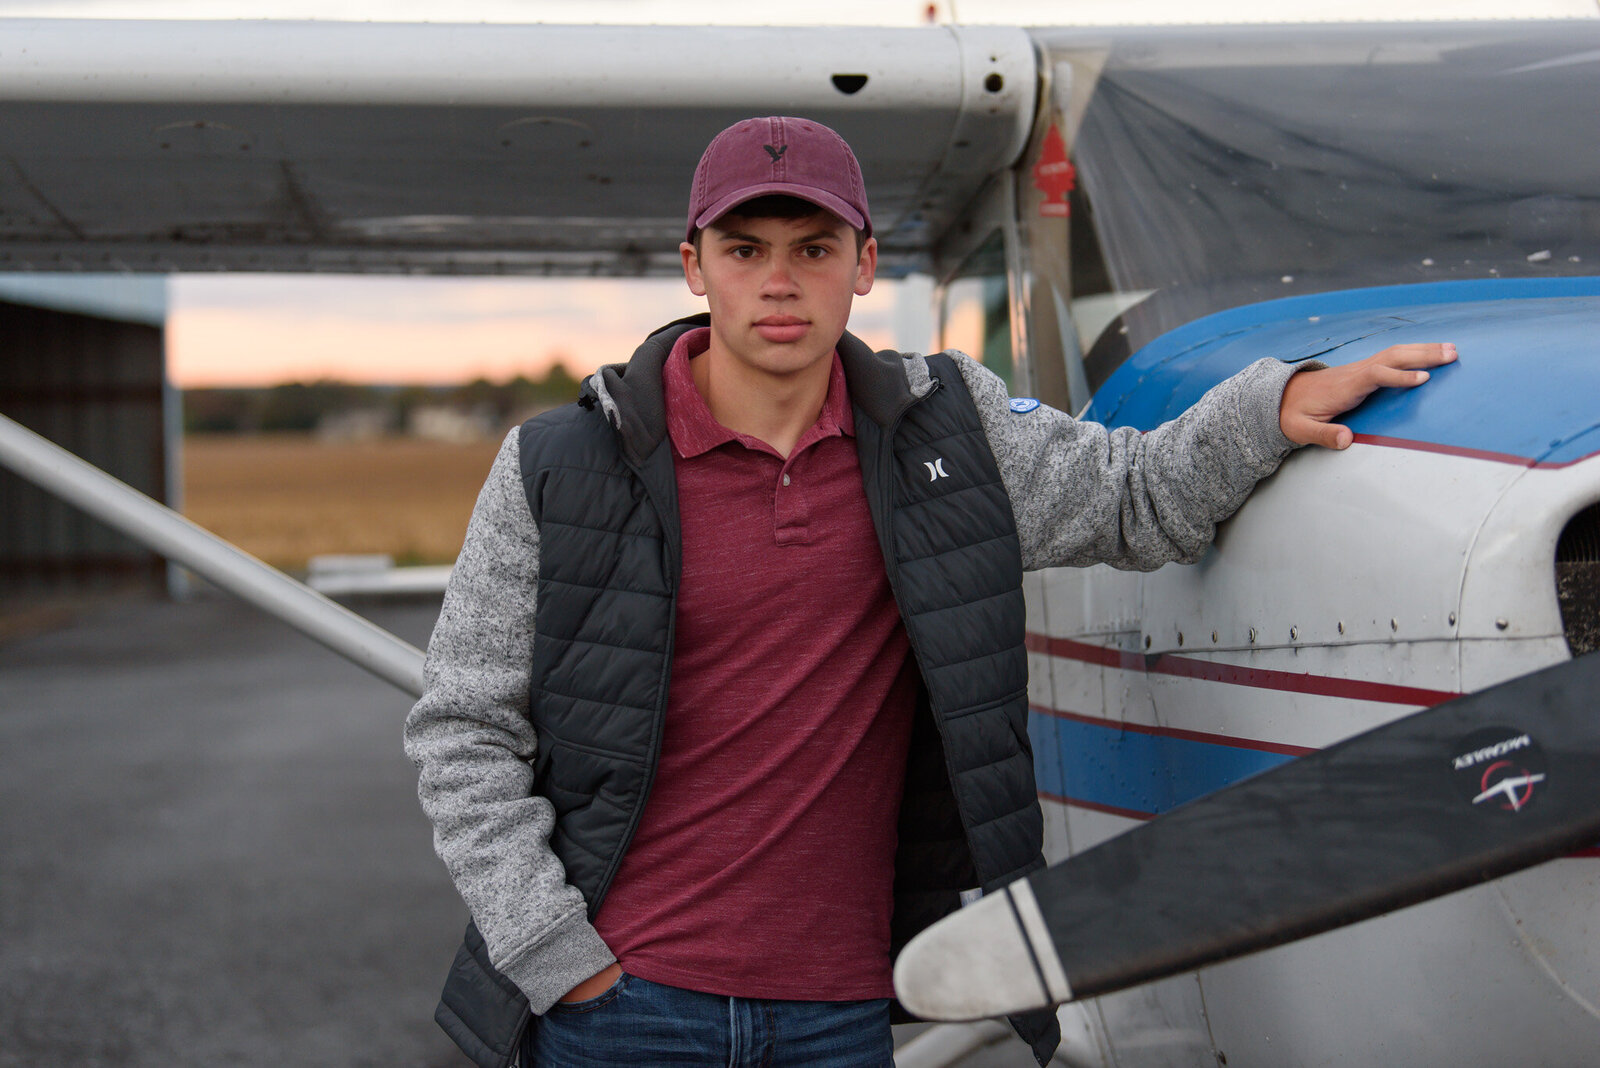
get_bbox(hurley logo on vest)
[925,458,950,481]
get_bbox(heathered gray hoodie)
[404,348,1303,1013]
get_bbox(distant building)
[407,405,496,443]
[317,407,395,441]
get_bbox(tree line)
[183,364,583,434]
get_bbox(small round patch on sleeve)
[1009,397,1041,414]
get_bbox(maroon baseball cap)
[686,116,872,242]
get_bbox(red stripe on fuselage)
[1026,632,1459,707]
[1025,632,1146,671]
[1352,433,1600,470]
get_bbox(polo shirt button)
[781,474,791,487]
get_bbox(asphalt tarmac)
[0,591,1043,1068]
[0,592,466,1067]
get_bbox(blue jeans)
[526,972,893,1067]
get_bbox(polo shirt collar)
[663,327,855,459]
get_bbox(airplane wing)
[894,649,1600,1020]
[0,19,1034,277]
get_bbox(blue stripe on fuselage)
[1085,278,1600,467]
[1030,709,1296,818]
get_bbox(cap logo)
[763,144,788,162]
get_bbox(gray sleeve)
[402,428,614,1014]
[954,354,1305,572]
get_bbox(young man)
[405,116,1455,1068]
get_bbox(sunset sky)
[166,273,915,388]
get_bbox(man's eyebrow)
[792,228,846,246]
[714,228,769,245]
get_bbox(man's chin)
[749,348,836,380]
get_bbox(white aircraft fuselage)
[1009,24,1600,1064]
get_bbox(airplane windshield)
[1041,24,1600,373]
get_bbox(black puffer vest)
[436,316,1059,1066]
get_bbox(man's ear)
[681,241,707,296]
[854,236,879,296]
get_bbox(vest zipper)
[874,376,939,648]
[874,369,1000,890]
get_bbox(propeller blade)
[895,651,1600,1020]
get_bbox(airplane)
[2,13,1599,1068]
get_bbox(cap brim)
[689,182,870,242]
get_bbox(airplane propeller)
[894,651,1600,1020]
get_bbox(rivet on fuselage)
[1496,618,1510,630]
[1211,631,1219,643]
[1337,620,1345,635]
[1390,618,1399,632]
[1248,627,1257,643]
[1145,635,1152,649]
[1177,632,1184,646]
[1289,626,1299,641]
[1449,613,1457,627]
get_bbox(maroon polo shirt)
[592,327,917,1000]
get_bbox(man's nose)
[760,259,799,296]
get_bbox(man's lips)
[754,316,810,343]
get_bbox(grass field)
[182,433,505,571]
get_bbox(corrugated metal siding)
[0,299,167,593]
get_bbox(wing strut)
[0,411,425,696]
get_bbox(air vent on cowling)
[1556,501,1600,657]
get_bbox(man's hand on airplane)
[1280,343,1458,450]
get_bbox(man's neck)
[691,343,835,459]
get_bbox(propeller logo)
[1451,727,1546,814]
[1473,760,1545,812]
